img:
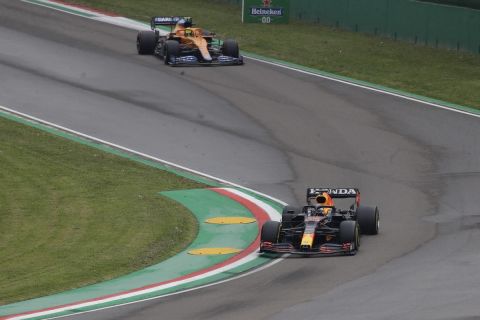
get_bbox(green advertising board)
[242,0,290,24]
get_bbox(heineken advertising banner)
[242,0,290,24]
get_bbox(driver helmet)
[179,17,193,28]
[316,192,333,206]
[316,192,334,216]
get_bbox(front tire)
[222,39,239,58]
[339,220,360,252]
[137,31,156,55]
[261,221,281,243]
[164,40,180,65]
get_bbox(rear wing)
[306,187,361,206]
[150,16,191,30]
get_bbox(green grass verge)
[0,116,205,305]
[63,0,480,109]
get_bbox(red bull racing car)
[136,16,243,66]
[260,188,380,256]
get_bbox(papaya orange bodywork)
[173,25,212,61]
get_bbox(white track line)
[244,56,480,119]
[20,0,100,18]
[47,257,285,320]
[0,105,287,207]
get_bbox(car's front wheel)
[164,40,180,65]
[339,220,360,253]
[261,221,281,243]
[222,39,239,58]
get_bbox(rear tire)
[222,39,239,58]
[261,221,281,243]
[137,31,156,55]
[356,206,379,235]
[164,40,180,65]
[339,220,360,251]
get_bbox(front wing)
[260,241,356,256]
[166,55,244,66]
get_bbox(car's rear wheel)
[356,206,379,235]
[164,40,180,65]
[261,221,281,243]
[222,39,239,58]
[339,220,360,252]
[137,31,156,55]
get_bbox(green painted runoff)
[0,115,205,305]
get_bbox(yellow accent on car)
[205,217,256,224]
[188,248,242,255]
[300,233,314,248]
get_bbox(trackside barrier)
[222,0,480,54]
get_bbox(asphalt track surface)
[1,1,480,319]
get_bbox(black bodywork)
[260,188,379,256]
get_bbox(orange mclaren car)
[137,16,243,66]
